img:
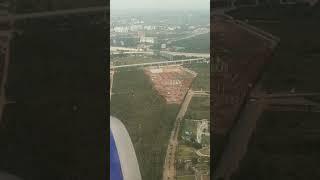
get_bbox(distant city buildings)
[144,25,156,31]
[140,37,155,44]
[114,26,129,33]
[130,24,143,31]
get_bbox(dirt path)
[162,90,194,180]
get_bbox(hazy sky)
[111,0,209,10]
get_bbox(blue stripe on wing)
[110,131,123,180]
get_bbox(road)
[111,58,206,69]
[196,147,210,157]
[111,51,154,56]
[160,51,210,58]
[162,90,194,180]
[110,49,210,58]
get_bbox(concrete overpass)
[110,46,139,52]
[110,47,210,59]
[159,51,210,58]
[111,57,208,69]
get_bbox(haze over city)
[111,0,209,10]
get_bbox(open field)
[0,15,106,179]
[184,63,210,91]
[185,97,210,120]
[176,145,197,160]
[231,111,320,180]
[176,145,197,176]
[171,33,210,53]
[110,68,179,180]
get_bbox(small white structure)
[140,37,155,44]
[196,119,210,144]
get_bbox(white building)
[140,37,155,44]
[114,26,129,33]
[130,25,143,31]
[143,25,156,31]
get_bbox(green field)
[180,120,198,140]
[176,145,197,160]
[110,68,179,180]
[185,97,210,120]
[171,33,210,53]
[184,63,210,91]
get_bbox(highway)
[111,58,207,69]
[110,47,210,58]
[111,51,154,55]
[160,51,210,58]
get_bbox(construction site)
[144,65,197,104]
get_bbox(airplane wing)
[110,116,142,180]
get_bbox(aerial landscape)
[110,2,210,180]
[213,0,320,179]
